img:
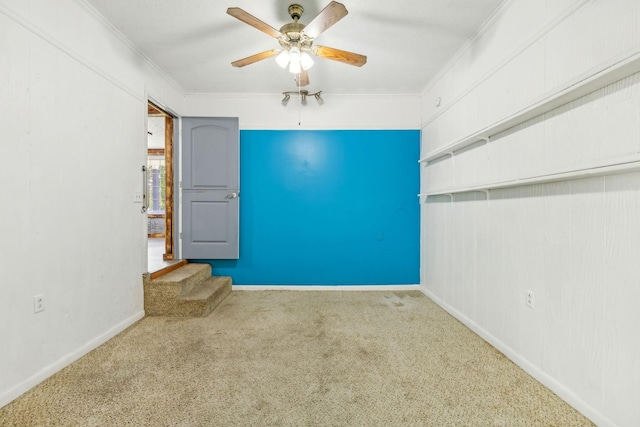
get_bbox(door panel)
[191,127,228,188]
[182,191,238,259]
[184,122,238,189]
[182,117,239,259]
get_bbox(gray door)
[182,117,239,259]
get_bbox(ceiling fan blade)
[302,1,348,38]
[227,7,282,38]
[296,69,310,87]
[231,49,279,67]
[313,46,367,67]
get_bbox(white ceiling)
[85,0,504,95]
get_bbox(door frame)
[147,101,176,260]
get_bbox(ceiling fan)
[227,1,367,87]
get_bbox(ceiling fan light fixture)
[228,2,367,87]
[281,90,324,106]
[288,46,301,74]
[289,59,301,74]
[300,52,314,70]
[276,50,290,68]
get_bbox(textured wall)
[420,1,640,426]
[184,94,421,131]
[201,130,420,285]
[0,0,183,408]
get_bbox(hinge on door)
[179,232,182,239]
[179,181,182,188]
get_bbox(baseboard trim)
[419,287,615,427]
[233,284,421,291]
[0,310,145,409]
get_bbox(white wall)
[7,0,638,424]
[184,93,421,130]
[0,0,184,407]
[420,0,640,426]
[0,0,419,409]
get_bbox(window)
[147,157,166,214]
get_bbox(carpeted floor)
[0,291,594,426]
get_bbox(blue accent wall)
[198,130,419,285]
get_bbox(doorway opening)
[147,102,180,274]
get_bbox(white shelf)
[420,158,640,199]
[419,48,640,164]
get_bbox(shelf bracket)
[476,189,490,199]
[419,193,454,203]
[420,151,454,165]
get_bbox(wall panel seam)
[420,0,593,129]
[0,2,185,105]
[0,3,144,102]
[421,154,640,197]
[73,0,185,96]
[420,47,640,163]
[420,0,513,97]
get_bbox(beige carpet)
[0,291,594,426]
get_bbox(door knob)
[225,192,238,199]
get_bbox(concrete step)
[144,263,232,317]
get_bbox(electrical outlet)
[133,191,143,203]
[34,294,45,313]
[526,290,535,309]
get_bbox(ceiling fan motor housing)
[281,4,308,46]
[288,4,304,20]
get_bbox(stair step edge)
[149,260,188,280]
[150,263,211,286]
[180,276,232,301]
